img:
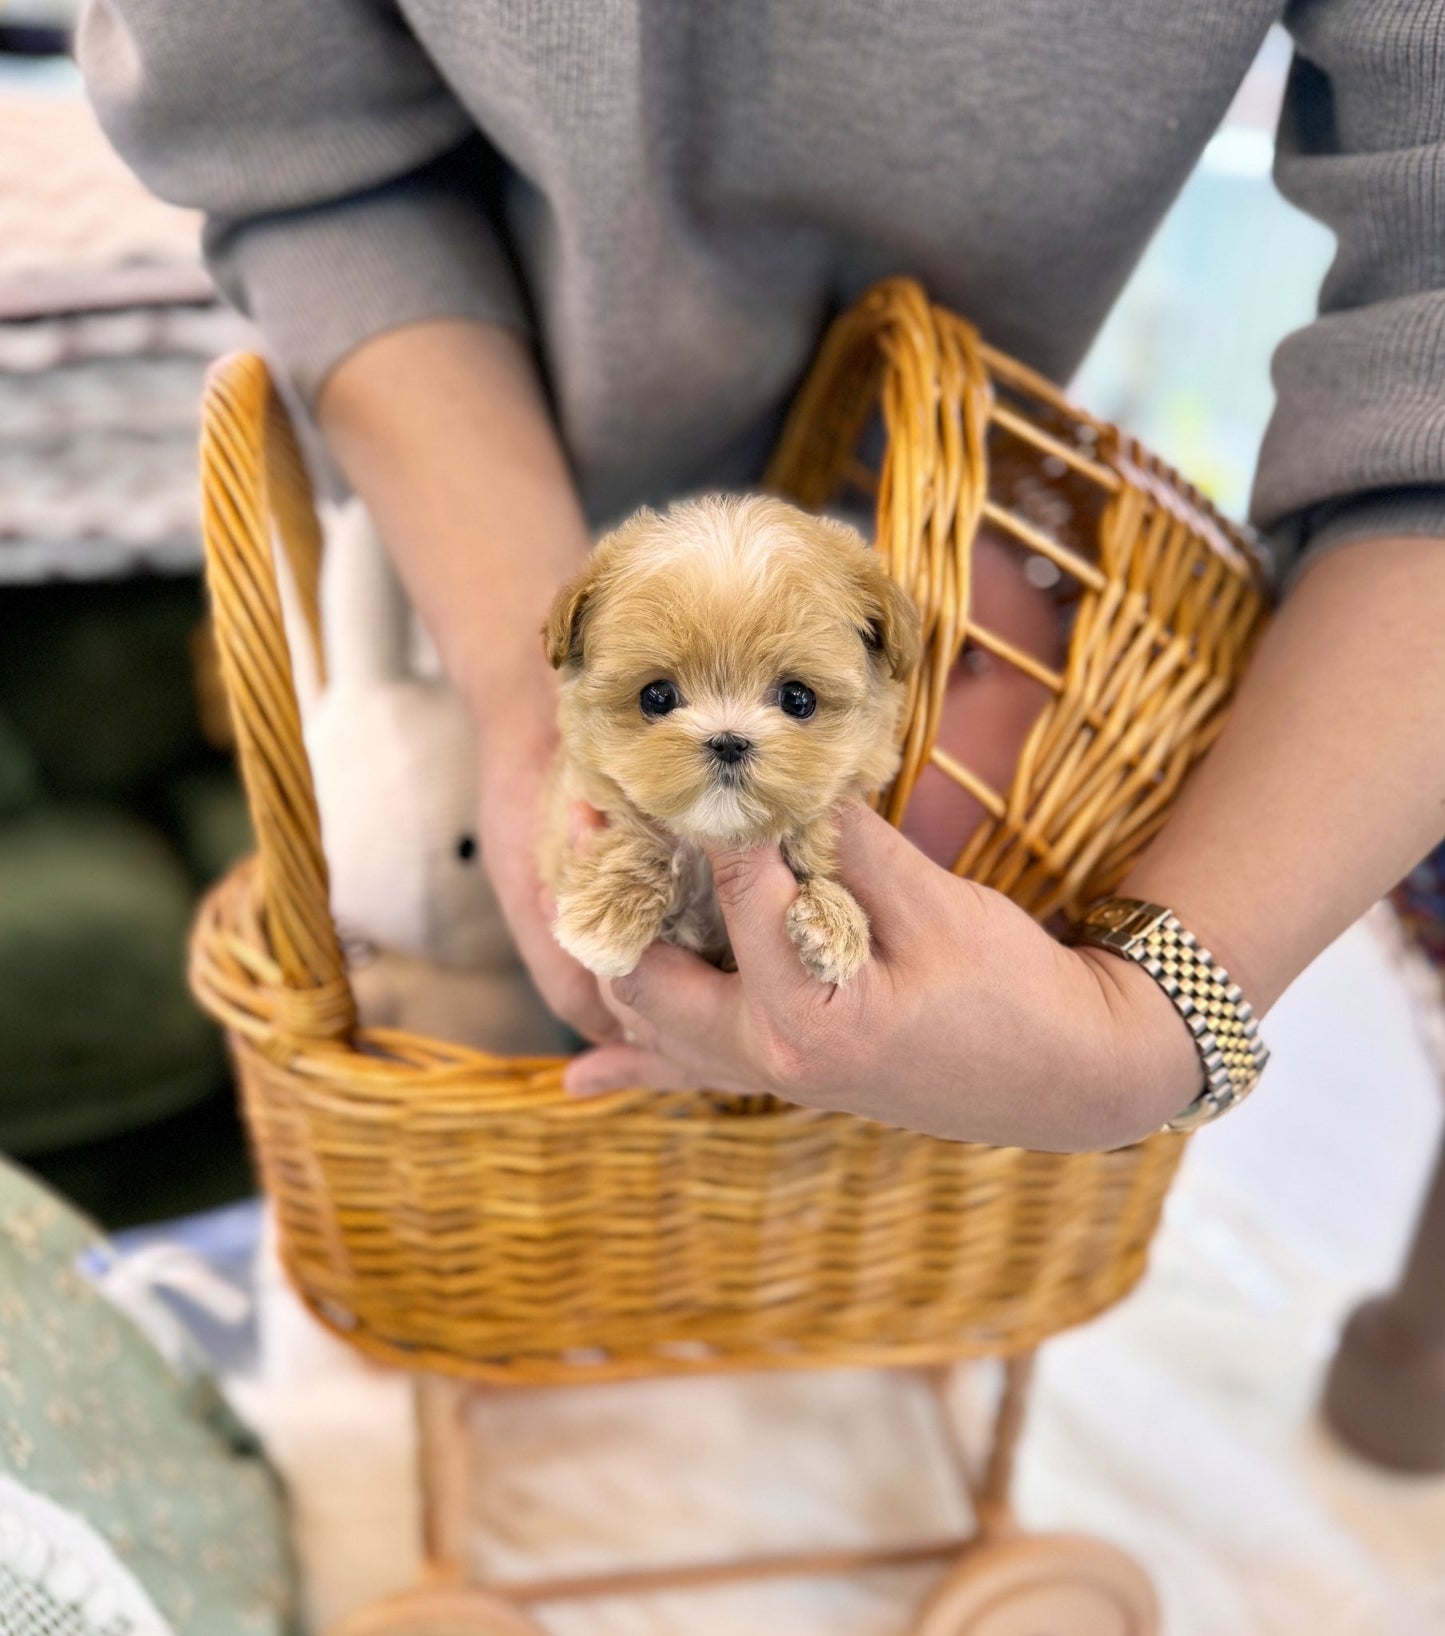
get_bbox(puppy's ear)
[542,558,602,670]
[856,552,922,681]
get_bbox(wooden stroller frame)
[331,1358,1160,1635]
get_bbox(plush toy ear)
[320,501,412,690]
[856,551,922,681]
[542,557,602,670]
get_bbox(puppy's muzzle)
[707,732,753,769]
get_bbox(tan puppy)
[540,495,921,984]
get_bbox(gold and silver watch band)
[1064,897,1269,1133]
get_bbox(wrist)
[1073,943,1205,1143]
[469,677,559,773]
[1112,869,1279,1019]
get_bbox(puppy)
[540,495,921,985]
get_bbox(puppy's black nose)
[708,732,752,766]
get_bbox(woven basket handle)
[766,279,995,825]
[199,353,356,1039]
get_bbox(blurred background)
[1,11,260,1224]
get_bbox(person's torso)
[400,0,1284,519]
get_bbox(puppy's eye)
[777,681,817,720]
[639,679,681,718]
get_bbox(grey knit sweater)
[80,1,1445,576]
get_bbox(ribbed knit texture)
[79,0,1445,575]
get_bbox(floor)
[228,907,1445,1636]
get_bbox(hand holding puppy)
[566,802,1205,1153]
[541,493,1199,1151]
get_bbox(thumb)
[704,840,808,993]
[831,802,935,951]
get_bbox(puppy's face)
[545,496,921,843]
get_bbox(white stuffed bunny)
[297,501,569,1056]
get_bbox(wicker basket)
[190,278,1270,1386]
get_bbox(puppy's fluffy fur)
[540,496,921,984]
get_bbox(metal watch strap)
[1064,897,1269,1133]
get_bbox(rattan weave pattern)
[189,279,1269,1384]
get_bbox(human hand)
[475,704,620,1045]
[565,802,1202,1151]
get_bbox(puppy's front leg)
[554,827,674,979]
[781,819,870,985]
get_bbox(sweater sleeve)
[1253,0,1445,580]
[77,0,528,404]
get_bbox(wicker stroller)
[191,279,1271,1635]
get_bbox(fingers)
[475,748,616,1039]
[567,941,745,1097]
[486,856,616,1041]
[563,1043,704,1097]
[603,940,740,1052]
[521,916,621,1042]
[830,801,937,951]
[702,840,813,1004]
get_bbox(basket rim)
[194,858,1184,1157]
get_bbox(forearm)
[1119,535,1445,1025]
[316,319,592,744]
[316,319,620,1040]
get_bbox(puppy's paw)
[786,877,870,985]
[553,882,665,979]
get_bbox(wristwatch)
[1064,897,1269,1133]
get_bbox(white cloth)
[0,1474,172,1636]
